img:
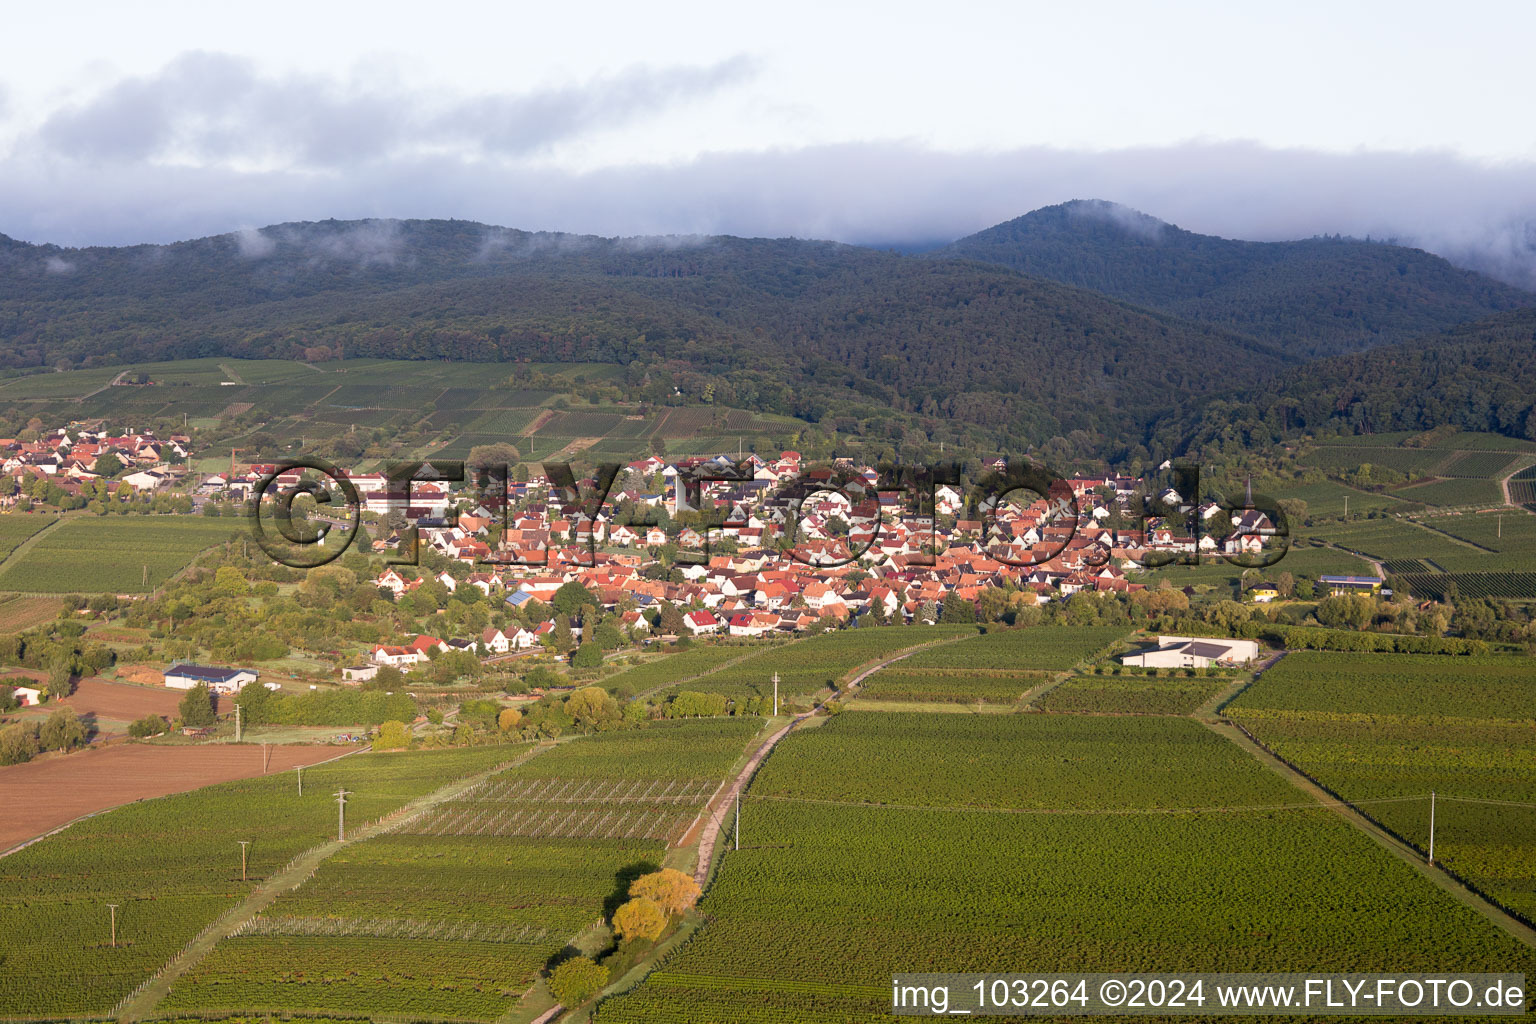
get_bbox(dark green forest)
[942,200,1532,357]
[4,207,1534,465]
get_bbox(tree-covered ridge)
[0,219,1289,453]
[940,200,1534,358]
[1158,307,1536,457]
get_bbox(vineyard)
[0,517,238,593]
[596,644,750,695]
[1229,653,1536,924]
[1393,476,1504,507]
[1037,672,1231,714]
[162,719,757,1020]
[658,626,980,700]
[598,712,1535,1023]
[1440,451,1522,478]
[0,514,54,561]
[1510,464,1536,505]
[896,625,1131,672]
[1301,445,1450,475]
[747,713,1315,811]
[855,667,1045,704]
[1418,510,1536,569]
[1395,571,1536,600]
[0,746,524,1016]
[1305,517,1498,570]
[404,775,720,843]
[1226,651,1536,721]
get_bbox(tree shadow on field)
[603,859,660,918]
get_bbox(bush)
[548,955,608,1007]
[128,714,166,738]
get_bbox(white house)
[1119,636,1261,669]
[10,685,43,706]
[163,663,263,694]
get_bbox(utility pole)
[106,904,119,948]
[335,788,352,841]
[1344,495,1348,519]
[142,564,148,587]
[234,704,243,743]
[772,672,779,717]
[295,765,304,797]
[238,840,250,881]
[261,742,268,774]
[734,794,740,851]
[1428,791,1436,865]
[1498,514,1502,539]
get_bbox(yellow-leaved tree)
[611,896,666,942]
[628,868,701,917]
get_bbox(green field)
[0,746,526,1017]
[897,625,1130,671]
[599,713,1535,1023]
[856,667,1042,704]
[1229,651,1536,923]
[0,358,804,463]
[1264,479,1405,518]
[0,514,55,561]
[1038,671,1232,714]
[0,516,238,593]
[660,626,980,701]
[595,645,750,695]
[161,721,758,1020]
[1393,476,1505,507]
[1306,516,1494,570]
[1301,445,1450,476]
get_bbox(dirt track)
[0,743,359,853]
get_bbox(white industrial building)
[1119,635,1261,669]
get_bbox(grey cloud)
[5,140,1536,289]
[43,255,75,274]
[234,226,276,259]
[35,51,755,168]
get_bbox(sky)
[4,0,1536,285]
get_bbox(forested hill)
[0,219,1290,455]
[1153,307,1536,458]
[940,200,1534,358]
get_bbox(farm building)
[9,685,43,706]
[341,664,380,683]
[1319,575,1385,595]
[163,663,263,694]
[1120,636,1261,669]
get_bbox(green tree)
[178,683,216,727]
[563,684,617,731]
[92,452,124,478]
[571,643,604,669]
[939,597,976,623]
[46,655,75,699]
[39,707,86,751]
[373,720,412,750]
[0,722,40,766]
[551,582,600,617]
[548,956,608,1006]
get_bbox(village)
[0,423,1335,687]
